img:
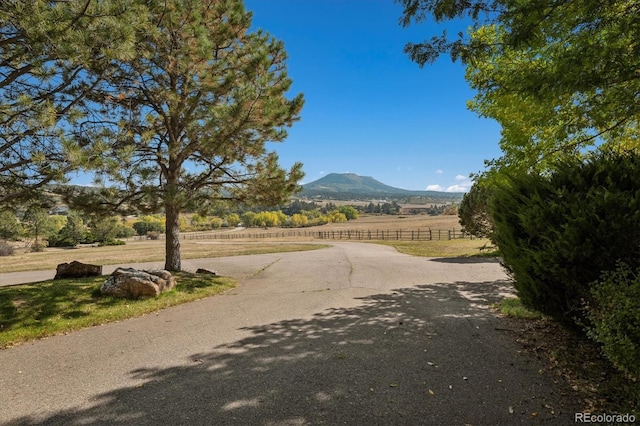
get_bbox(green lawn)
[0,272,236,348]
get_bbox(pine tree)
[66,0,304,271]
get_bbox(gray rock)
[54,261,103,279]
[100,268,176,299]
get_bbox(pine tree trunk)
[164,202,181,271]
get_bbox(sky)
[245,0,503,192]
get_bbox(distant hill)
[298,173,464,201]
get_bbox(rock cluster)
[100,268,176,299]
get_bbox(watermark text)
[575,412,636,423]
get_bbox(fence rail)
[134,228,473,242]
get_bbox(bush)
[133,220,164,236]
[338,206,358,220]
[458,182,493,240]
[99,239,126,246]
[115,224,136,238]
[30,242,47,252]
[147,231,161,240]
[586,262,640,379]
[0,241,14,256]
[490,152,640,324]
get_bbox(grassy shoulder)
[373,238,497,258]
[0,272,236,349]
[0,241,328,273]
[494,297,639,416]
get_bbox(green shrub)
[587,262,640,379]
[490,152,640,323]
[115,224,136,238]
[458,183,493,240]
[132,220,164,236]
[99,239,126,246]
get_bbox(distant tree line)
[1,197,461,254]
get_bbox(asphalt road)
[0,242,582,425]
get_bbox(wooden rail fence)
[134,228,473,242]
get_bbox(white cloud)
[446,183,471,192]
[319,171,325,175]
[436,169,444,174]
[455,174,467,181]
[426,184,444,191]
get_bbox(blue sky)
[247,0,503,192]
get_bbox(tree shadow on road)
[10,280,581,426]
[429,257,502,264]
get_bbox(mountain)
[299,173,464,201]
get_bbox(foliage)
[586,262,640,379]
[62,0,304,271]
[48,215,68,233]
[22,206,57,250]
[114,224,137,239]
[327,210,348,223]
[241,211,257,228]
[132,220,164,236]
[88,216,122,245]
[399,0,640,174]
[210,217,224,230]
[281,200,319,216]
[363,201,401,215]
[48,211,89,247]
[253,211,288,227]
[290,213,309,227]
[489,152,640,324]
[338,205,359,220]
[458,182,493,240]
[0,1,140,205]
[226,214,241,228]
[0,241,14,257]
[0,210,22,240]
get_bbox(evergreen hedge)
[489,152,640,324]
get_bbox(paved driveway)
[0,242,581,425]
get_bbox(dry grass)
[0,215,469,274]
[374,239,495,258]
[0,241,327,273]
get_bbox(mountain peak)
[300,173,464,200]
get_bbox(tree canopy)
[0,1,138,205]
[398,0,640,173]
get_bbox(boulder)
[100,268,176,299]
[54,261,103,279]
